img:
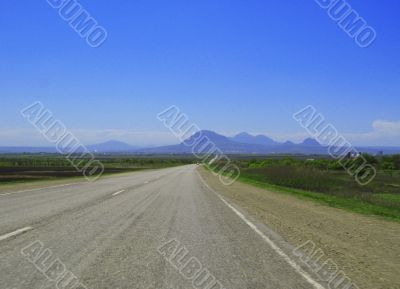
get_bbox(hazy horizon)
[1,127,399,148]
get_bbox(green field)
[0,154,195,185]
[209,154,400,221]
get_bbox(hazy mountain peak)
[188,130,230,144]
[198,130,225,136]
[87,140,137,152]
[100,140,130,145]
[301,138,321,147]
[235,132,252,137]
[231,132,277,146]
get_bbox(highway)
[0,165,324,289]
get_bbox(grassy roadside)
[205,165,400,222]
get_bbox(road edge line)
[0,183,75,197]
[196,170,326,289]
[112,190,125,196]
[0,227,33,242]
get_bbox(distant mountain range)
[1,130,400,155]
[141,130,336,155]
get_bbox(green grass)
[375,193,400,202]
[206,165,400,222]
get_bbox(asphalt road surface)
[0,165,325,289]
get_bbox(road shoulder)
[198,167,400,289]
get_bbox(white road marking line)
[112,190,125,196]
[144,181,149,184]
[0,183,74,197]
[0,227,33,242]
[196,172,325,289]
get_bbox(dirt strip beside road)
[199,167,400,289]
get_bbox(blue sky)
[1,0,399,146]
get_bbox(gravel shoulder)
[199,167,400,289]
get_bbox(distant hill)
[141,130,271,154]
[230,132,278,146]
[301,138,322,147]
[87,140,139,153]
